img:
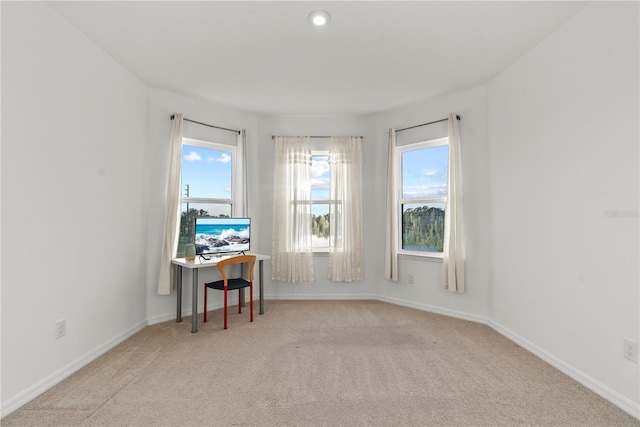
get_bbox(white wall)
[369,86,491,323]
[1,1,149,413]
[487,1,639,414]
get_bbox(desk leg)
[192,268,199,333]
[259,259,264,315]
[176,265,183,323]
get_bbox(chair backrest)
[216,255,256,283]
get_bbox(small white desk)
[172,253,270,333]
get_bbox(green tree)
[312,213,330,239]
[402,206,445,251]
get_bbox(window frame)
[289,149,343,254]
[396,136,449,259]
[177,137,237,257]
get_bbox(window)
[272,136,363,282]
[177,138,236,256]
[397,137,448,256]
[311,151,331,251]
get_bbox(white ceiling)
[49,1,587,116]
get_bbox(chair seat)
[203,254,256,329]
[205,278,250,291]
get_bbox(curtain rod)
[171,115,240,135]
[396,115,461,133]
[271,135,363,139]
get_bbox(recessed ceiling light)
[309,10,330,26]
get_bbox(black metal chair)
[203,255,256,329]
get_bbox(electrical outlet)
[623,338,638,363]
[55,319,66,339]
[408,274,415,284]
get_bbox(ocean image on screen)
[195,218,250,255]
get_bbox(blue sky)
[311,154,330,216]
[311,155,330,199]
[181,144,232,199]
[401,145,449,199]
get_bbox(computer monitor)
[194,217,250,256]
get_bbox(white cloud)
[311,158,329,177]
[184,151,202,162]
[311,177,330,190]
[412,168,445,179]
[216,153,231,163]
[423,169,441,177]
[403,184,447,198]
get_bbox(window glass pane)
[181,144,232,199]
[311,155,330,201]
[311,154,330,250]
[402,203,445,252]
[312,203,330,248]
[401,145,448,199]
[177,202,232,256]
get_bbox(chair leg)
[249,280,253,323]
[203,284,208,323]
[223,288,228,330]
[238,289,242,313]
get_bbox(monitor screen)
[194,217,250,255]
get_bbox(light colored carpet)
[3,300,639,426]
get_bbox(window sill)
[398,252,443,263]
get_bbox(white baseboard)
[265,293,377,301]
[146,295,250,326]
[146,311,180,325]
[1,320,147,418]
[147,294,377,326]
[487,319,640,420]
[376,294,489,324]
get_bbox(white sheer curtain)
[384,129,399,281]
[233,129,248,217]
[157,114,183,295]
[233,129,251,281]
[443,113,465,292]
[271,136,315,282]
[328,137,364,282]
